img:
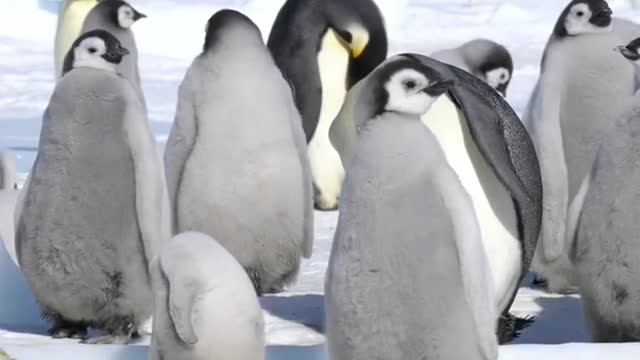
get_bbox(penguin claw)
[48,325,87,339]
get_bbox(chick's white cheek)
[485,68,509,89]
[118,6,135,28]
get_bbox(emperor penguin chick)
[149,232,265,360]
[17,29,170,344]
[573,38,640,342]
[325,55,499,360]
[164,10,314,295]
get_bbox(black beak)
[104,44,130,63]
[423,79,456,97]
[615,45,640,61]
[133,10,147,21]
[497,83,508,97]
[595,7,613,18]
[113,45,130,57]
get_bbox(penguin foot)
[80,334,132,345]
[81,315,137,344]
[497,313,536,344]
[48,322,88,340]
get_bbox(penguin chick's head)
[374,55,456,117]
[100,0,146,29]
[72,29,129,72]
[484,67,511,97]
[554,0,612,37]
[478,45,513,97]
[203,9,262,52]
[615,37,640,63]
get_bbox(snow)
[2,0,640,358]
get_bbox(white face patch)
[384,69,438,116]
[118,5,135,29]
[485,67,510,89]
[564,3,612,35]
[73,37,117,72]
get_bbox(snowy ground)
[3,0,640,358]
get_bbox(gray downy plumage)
[164,10,313,296]
[573,40,640,342]
[149,232,265,360]
[524,0,640,293]
[16,29,170,344]
[430,39,514,96]
[63,0,147,109]
[331,53,543,344]
[325,55,498,360]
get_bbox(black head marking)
[368,54,456,117]
[61,29,129,76]
[95,0,146,28]
[203,9,260,52]
[617,37,640,61]
[553,0,612,38]
[324,0,388,87]
[479,44,513,96]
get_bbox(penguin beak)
[596,7,613,18]
[338,25,370,59]
[615,45,640,61]
[422,79,456,96]
[133,10,147,21]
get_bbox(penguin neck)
[314,28,351,141]
[73,59,118,74]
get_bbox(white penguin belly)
[54,0,98,78]
[307,29,349,210]
[421,95,521,313]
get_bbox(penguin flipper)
[123,87,171,265]
[159,255,199,345]
[520,71,569,263]
[445,65,543,271]
[164,78,198,234]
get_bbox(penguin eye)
[88,47,97,54]
[576,11,585,17]
[500,74,507,80]
[404,80,417,90]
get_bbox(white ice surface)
[2,0,640,358]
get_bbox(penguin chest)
[307,29,351,208]
[55,0,98,73]
[421,95,521,312]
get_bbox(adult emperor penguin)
[53,0,99,80]
[164,10,313,295]
[330,54,543,343]
[267,0,388,210]
[571,39,640,342]
[430,39,514,97]
[16,29,170,343]
[524,0,640,293]
[325,55,498,359]
[150,232,265,360]
[63,0,147,107]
